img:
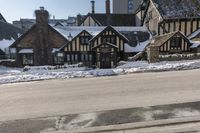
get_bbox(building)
[134,0,200,62]
[58,26,150,68]
[13,17,77,31]
[147,31,192,62]
[113,0,142,14]
[10,8,69,66]
[10,7,151,68]
[137,0,200,36]
[0,14,23,59]
[80,0,135,26]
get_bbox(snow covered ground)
[1,59,200,84]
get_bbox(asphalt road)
[1,69,200,122]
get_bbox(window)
[66,54,70,61]
[89,54,92,61]
[81,53,90,62]
[22,54,33,65]
[149,11,153,19]
[171,37,182,48]
[71,55,74,61]
[102,36,116,44]
[54,52,64,64]
[80,36,91,45]
[75,54,78,61]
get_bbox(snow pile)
[159,53,200,59]
[1,59,200,84]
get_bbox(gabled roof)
[151,31,190,47]
[152,0,200,19]
[59,30,93,51]
[89,26,129,43]
[10,24,69,48]
[0,13,6,22]
[81,13,135,26]
[54,26,151,52]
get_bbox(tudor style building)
[147,31,192,62]
[58,26,150,68]
[10,7,151,68]
[137,0,200,36]
[135,0,200,62]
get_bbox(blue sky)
[0,0,113,23]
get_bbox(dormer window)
[171,37,182,49]
[80,36,91,45]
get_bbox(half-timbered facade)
[147,31,192,62]
[60,30,94,66]
[10,7,152,68]
[137,0,200,36]
[56,26,151,68]
[89,26,129,68]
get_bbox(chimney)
[34,7,52,65]
[91,1,95,14]
[35,7,49,26]
[106,0,110,15]
[106,0,111,26]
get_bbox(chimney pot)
[40,7,44,10]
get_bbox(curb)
[42,116,200,133]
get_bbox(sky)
[0,0,113,23]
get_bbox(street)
[1,69,200,122]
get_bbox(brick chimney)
[91,1,95,14]
[106,0,110,15]
[106,0,111,26]
[34,7,52,66]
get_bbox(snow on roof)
[0,38,15,52]
[18,49,33,54]
[188,29,200,40]
[52,48,59,53]
[125,40,151,53]
[53,26,149,40]
[152,0,200,19]
[190,41,200,48]
[53,26,104,39]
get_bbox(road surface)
[1,69,200,122]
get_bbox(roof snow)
[18,49,33,54]
[125,40,151,53]
[188,29,200,40]
[53,26,151,53]
[152,0,200,19]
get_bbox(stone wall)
[147,46,160,63]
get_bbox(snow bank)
[1,59,200,84]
